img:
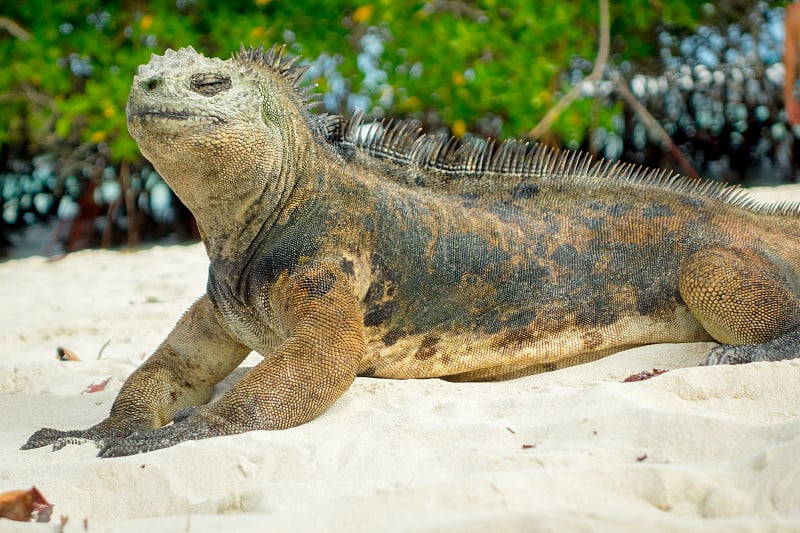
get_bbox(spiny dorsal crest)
[234,44,340,138]
[234,44,310,88]
[332,110,800,216]
[337,111,638,185]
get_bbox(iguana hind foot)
[705,328,800,365]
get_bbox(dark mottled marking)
[642,203,675,218]
[364,302,396,327]
[533,242,548,258]
[543,213,561,234]
[680,197,706,209]
[364,279,384,300]
[576,212,605,231]
[170,390,179,401]
[606,202,633,217]
[604,236,687,319]
[257,222,322,283]
[495,262,549,309]
[340,258,355,276]
[635,282,679,316]
[482,309,502,334]
[500,308,537,330]
[588,199,630,216]
[577,295,618,327]
[414,334,440,359]
[511,183,540,200]
[493,326,535,349]
[551,244,579,267]
[431,231,506,284]
[381,328,404,346]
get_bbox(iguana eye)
[190,73,232,96]
[144,78,160,92]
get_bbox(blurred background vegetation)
[0,0,794,257]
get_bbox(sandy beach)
[1,185,799,531]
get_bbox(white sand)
[1,186,799,531]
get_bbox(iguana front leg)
[96,265,364,457]
[22,295,253,452]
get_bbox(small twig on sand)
[98,340,111,360]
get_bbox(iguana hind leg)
[679,248,800,364]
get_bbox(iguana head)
[126,45,319,220]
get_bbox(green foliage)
[0,0,781,164]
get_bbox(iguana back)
[301,126,800,380]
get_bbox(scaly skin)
[22,45,800,456]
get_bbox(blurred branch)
[120,162,139,248]
[21,84,57,112]
[612,72,699,179]
[529,0,609,139]
[0,84,57,114]
[422,1,486,21]
[529,0,700,179]
[0,17,31,41]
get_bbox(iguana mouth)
[127,107,226,124]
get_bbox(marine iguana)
[22,45,800,457]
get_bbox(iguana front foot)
[21,414,154,452]
[22,429,104,451]
[97,407,234,458]
[22,428,95,451]
[704,328,800,365]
